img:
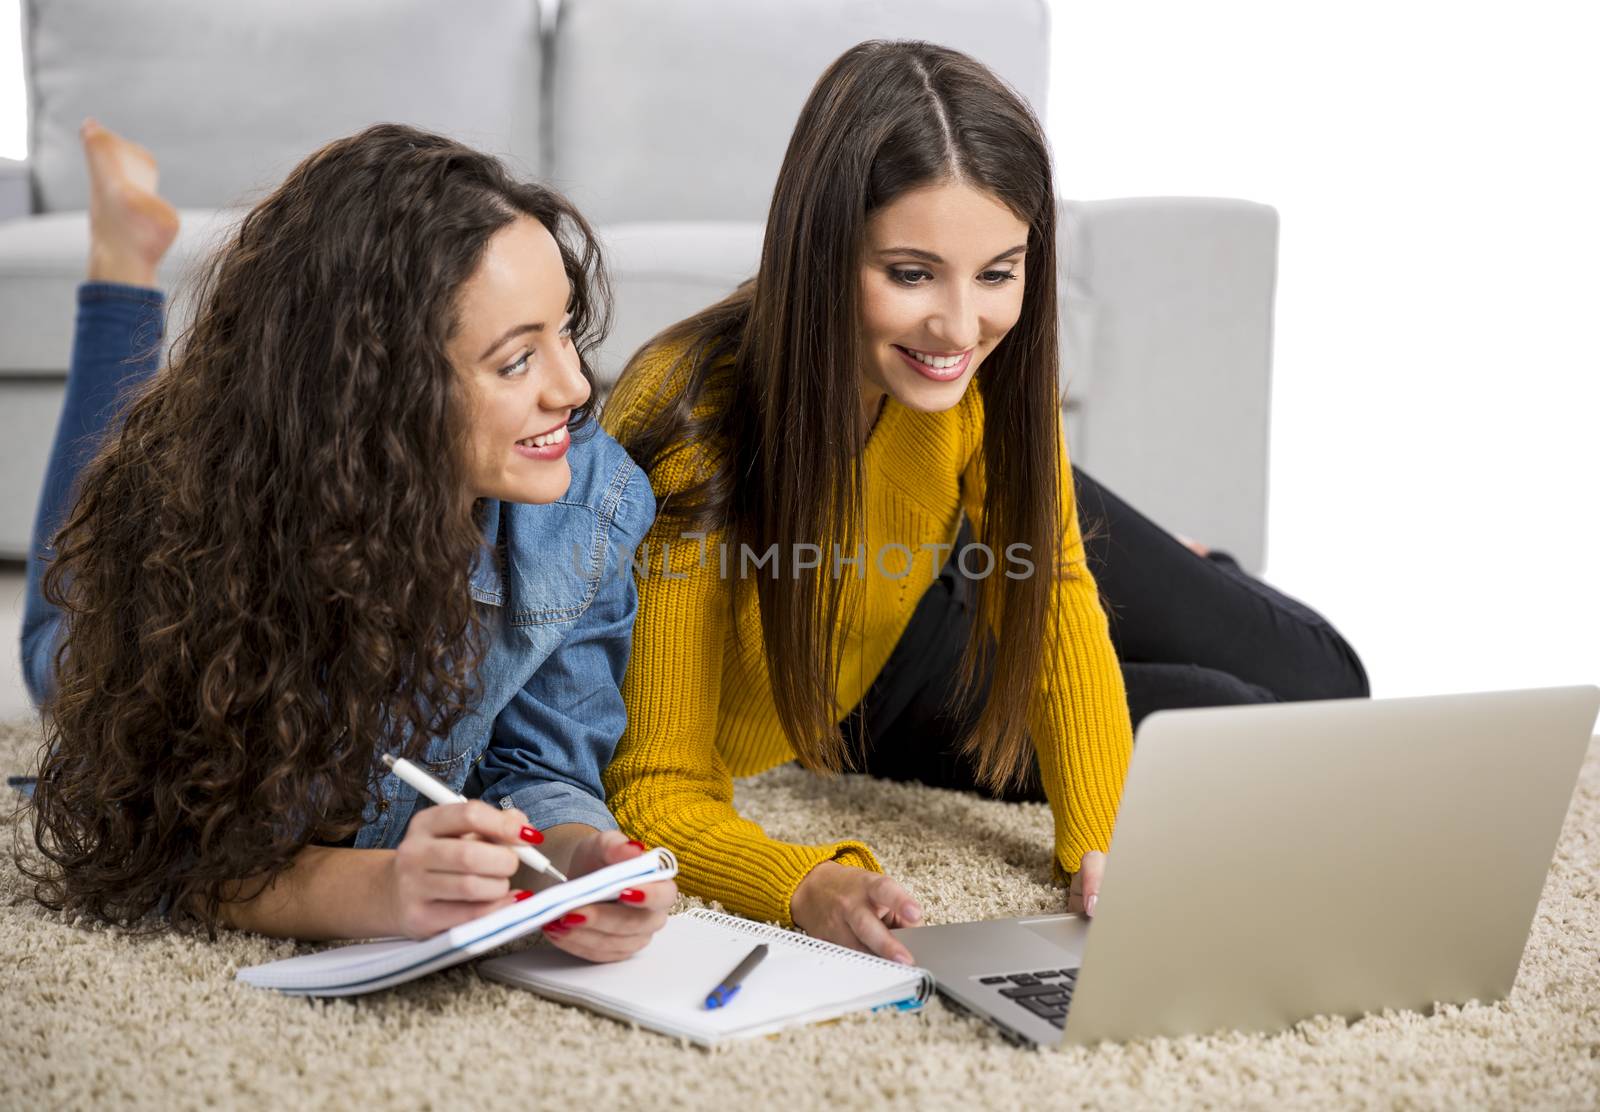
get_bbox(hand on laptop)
[1067,850,1105,918]
[791,860,924,964]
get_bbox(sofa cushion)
[25,0,543,213]
[549,0,1051,225]
[0,207,244,373]
[590,221,764,387]
[0,212,766,382]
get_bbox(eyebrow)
[479,321,546,363]
[478,283,577,362]
[876,244,1028,266]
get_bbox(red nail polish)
[543,923,567,934]
[513,889,533,902]
[520,825,544,845]
[560,912,587,927]
[626,839,647,851]
[618,888,646,904]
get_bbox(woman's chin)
[886,369,975,413]
[492,462,572,506]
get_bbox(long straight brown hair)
[610,41,1066,791]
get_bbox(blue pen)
[704,943,768,1009]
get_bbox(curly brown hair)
[20,124,610,935]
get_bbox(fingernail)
[626,839,647,851]
[895,953,914,965]
[559,912,587,927]
[618,888,646,904]
[903,904,922,925]
[1086,894,1098,917]
[520,825,544,845]
[513,890,533,902]
[543,923,567,934]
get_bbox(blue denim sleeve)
[471,461,656,832]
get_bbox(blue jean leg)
[21,282,166,706]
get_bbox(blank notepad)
[477,909,933,1046]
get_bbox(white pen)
[380,753,569,883]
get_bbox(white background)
[1,1,1595,700]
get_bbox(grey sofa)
[0,0,1274,571]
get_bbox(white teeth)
[903,347,966,370]
[519,424,568,449]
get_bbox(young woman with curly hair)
[18,120,676,952]
[602,41,1367,962]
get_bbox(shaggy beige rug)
[2,714,1598,1111]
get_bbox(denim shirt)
[350,422,655,850]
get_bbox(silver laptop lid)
[1062,686,1599,1046]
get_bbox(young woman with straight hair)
[603,41,1366,962]
[18,121,676,953]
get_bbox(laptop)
[891,685,1600,1047]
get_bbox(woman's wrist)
[789,859,844,928]
[219,845,399,940]
[302,846,402,939]
[374,846,406,937]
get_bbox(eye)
[888,267,934,286]
[499,350,533,378]
[980,269,1020,285]
[558,314,576,341]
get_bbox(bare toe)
[82,118,160,197]
[80,118,179,285]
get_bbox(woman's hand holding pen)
[384,806,676,958]
[790,860,923,965]
[385,800,542,939]
[538,830,677,962]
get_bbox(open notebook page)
[478,909,932,1045]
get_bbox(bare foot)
[81,118,179,287]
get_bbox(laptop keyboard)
[975,969,1078,1028]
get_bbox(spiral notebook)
[477,909,934,1046]
[235,849,679,997]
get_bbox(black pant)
[843,466,1369,802]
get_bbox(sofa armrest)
[0,159,31,222]
[1058,197,1277,574]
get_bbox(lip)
[893,345,974,382]
[512,417,571,462]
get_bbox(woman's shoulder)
[506,419,656,550]
[600,336,697,439]
[602,336,732,499]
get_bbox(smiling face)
[858,180,1030,422]
[448,214,592,505]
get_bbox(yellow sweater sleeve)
[600,442,881,927]
[961,405,1134,882]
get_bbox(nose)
[542,340,592,412]
[927,284,981,352]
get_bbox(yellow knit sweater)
[601,348,1134,927]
